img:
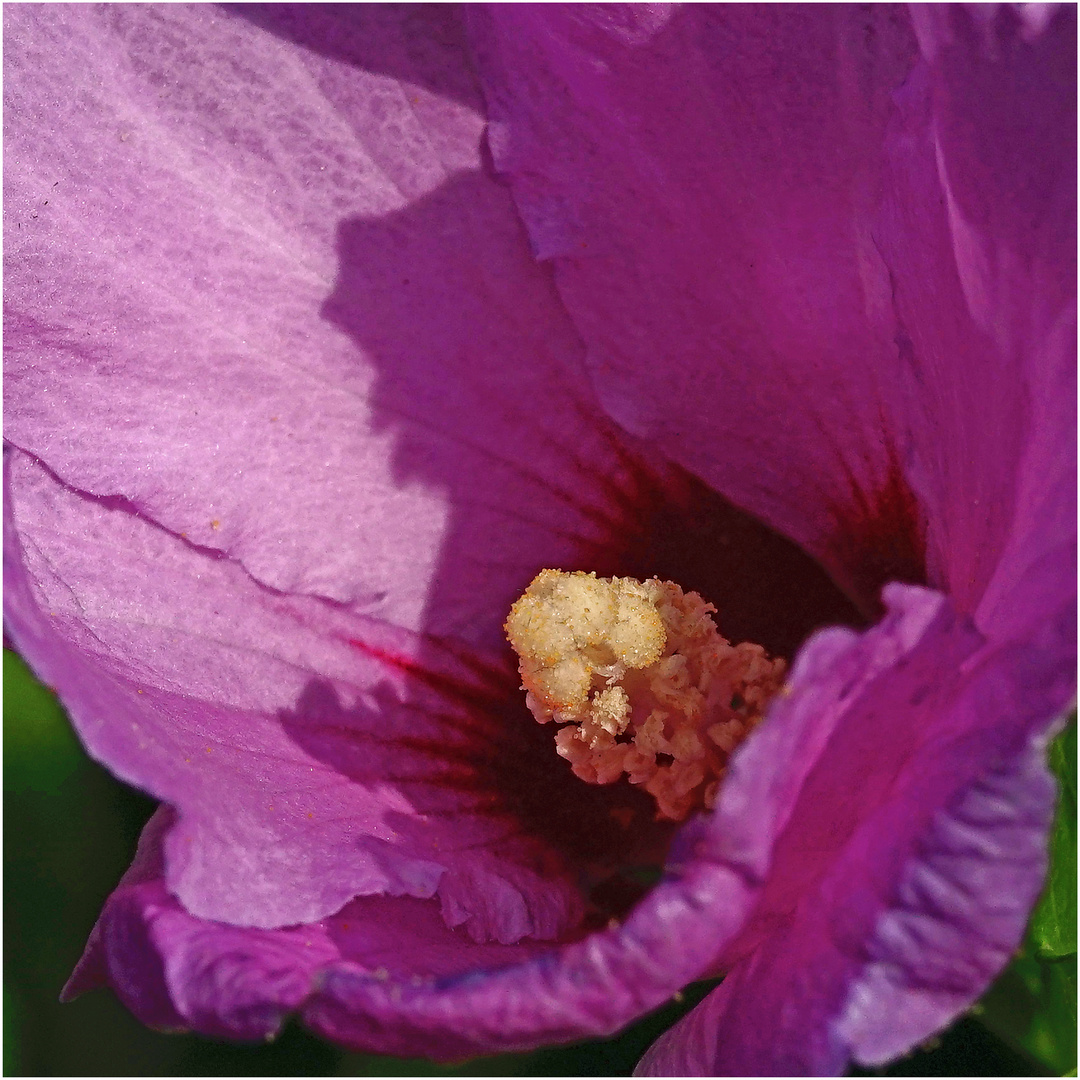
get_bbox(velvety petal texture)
[468,3,1075,1072]
[4,3,630,640]
[4,3,667,935]
[638,588,1067,1074]
[4,3,1075,1075]
[467,5,925,609]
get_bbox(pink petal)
[63,800,756,1056]
[3,4,686,937]
[4,3,626,640]
[8,5,1073,1068]
[5,449,587,936]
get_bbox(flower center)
[505,569,786,821]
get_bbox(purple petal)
[61,806,332,1041]
[467,6,925,609]
[67,821,340,1041]
[461,18,1076,1064]
[3,3,678,936]
[3,3,626,638]
[4,0,868,941]
[66,581,1069,1061]
[7,3,1074,1069]
[64,797,756,1056]
[5,447,603,936]
[637,584,1068,1075]
[875,6,1076,634]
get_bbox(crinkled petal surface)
[64,775,755,1055]
[467,5,925,608]
[3,3,666,934]
[5,2,1076,1071]
[466,3,1075,1074]
[637,587,1070,1074]
[61,584,1061,1060]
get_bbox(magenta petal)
[304,858,748,1058]
[637,584,1068,1075]
[65,800,755,1056]
[63,805,331,1041]
[7,2,1075,1069]
[875,6,1076,630]
[63,581,1069,1062]
[467,6,922,594]
[70,844,339,1040]
[909,5,1075,317]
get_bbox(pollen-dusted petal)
[506,570,785,821]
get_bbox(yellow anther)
[506,570,785,821]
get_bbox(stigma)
[505,570,786,822]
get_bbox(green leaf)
[1031,716,1078,959]
[3,648,83,797]
[976,716,1077,1075]
[979,952,1077,1075]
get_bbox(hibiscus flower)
[4,4,1074,1075]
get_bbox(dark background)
[4,648,1063,1076]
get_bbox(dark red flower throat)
[338,448,926,935]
